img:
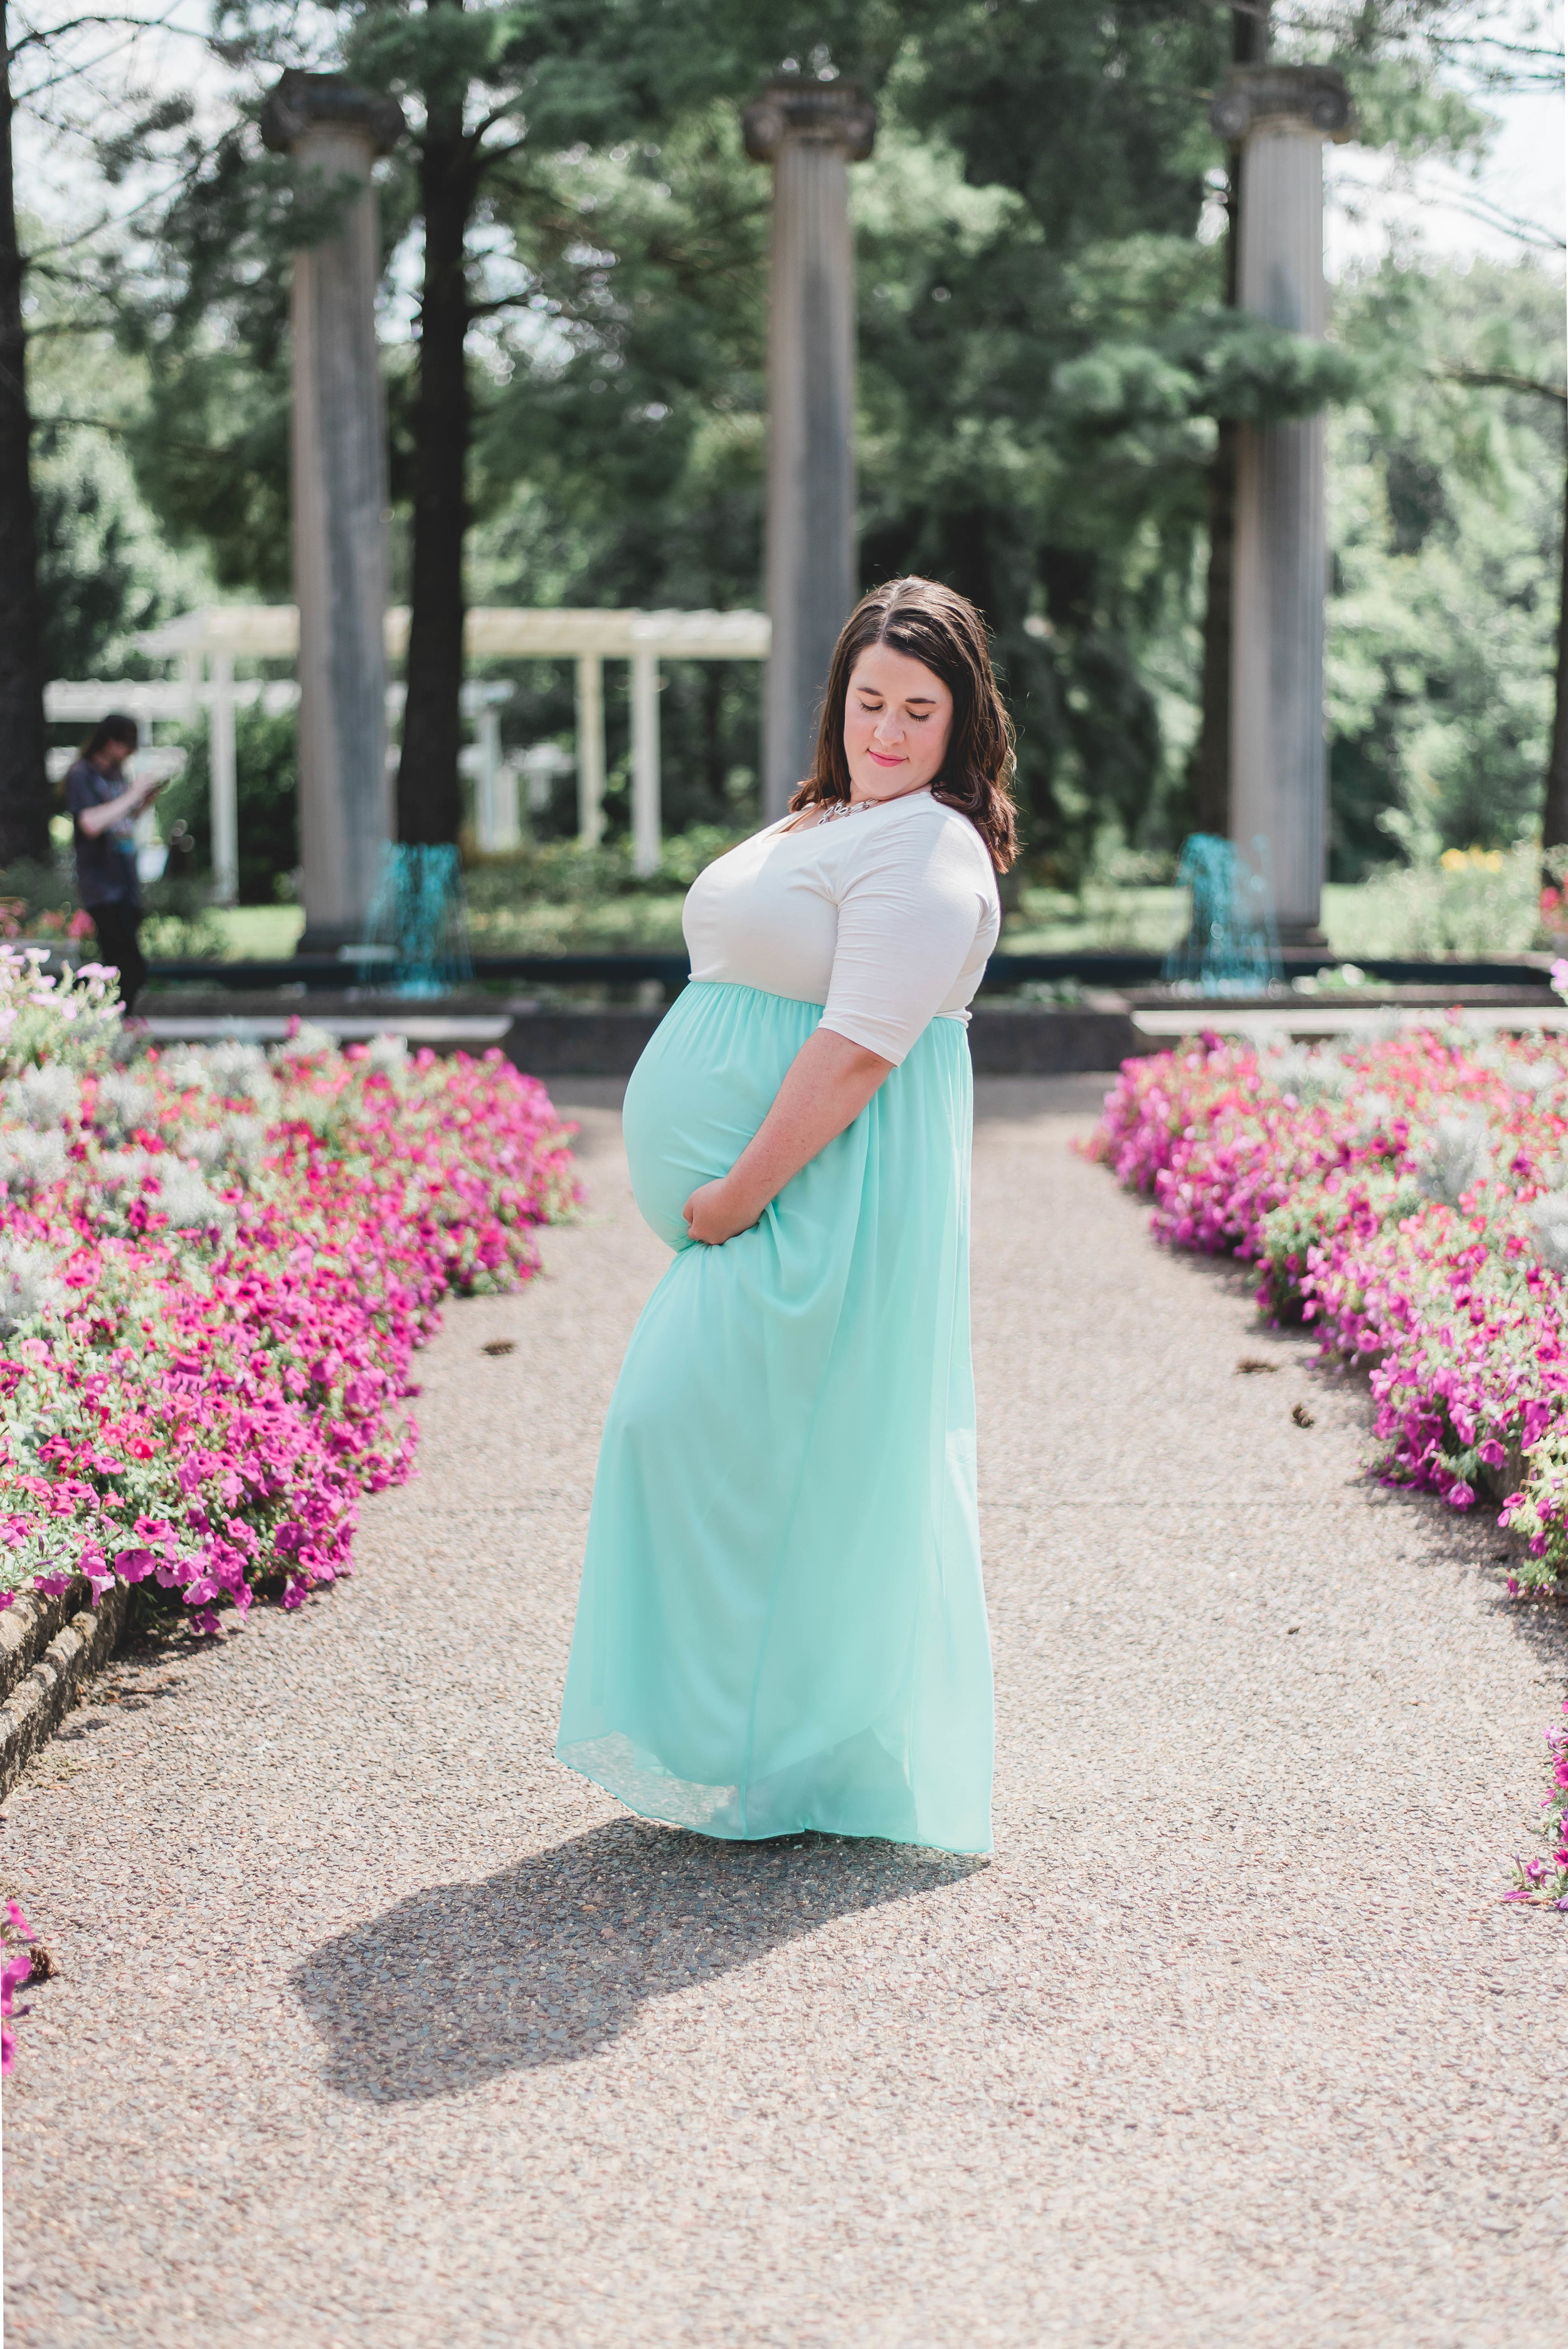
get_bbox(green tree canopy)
[19,0,1558,893]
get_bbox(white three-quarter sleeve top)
[682,788,1002,1065]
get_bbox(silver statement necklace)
[816,784,929,824]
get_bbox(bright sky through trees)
[12,0,1565,277]
[1323,0,1565,273]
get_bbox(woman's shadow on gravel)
[295,1818,981,2103]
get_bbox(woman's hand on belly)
[681,1027,893,1245]
[682,1175,758,1246]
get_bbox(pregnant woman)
[556,575,1014,1853]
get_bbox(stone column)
[207,652,238,906]
[630,650,662,877]
[744,77,876,820]
[262,73,403,946]
[1209,66,1352,944]
[575,655,605,846]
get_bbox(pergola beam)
[110,605,772,888]
[135,607,771,662]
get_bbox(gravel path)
[4,1073,1566,2349]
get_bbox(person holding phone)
[65,715,164,1014]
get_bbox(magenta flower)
[1,1899,34,2075]
[1088,1027,1568,1907]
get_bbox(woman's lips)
[868,751,903,768]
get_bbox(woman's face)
[842,644,954,803]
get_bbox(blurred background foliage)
[18,1,1565,938]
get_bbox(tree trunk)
[397,31,473,848]
[1543,425,1568,854]
[1187,3,1269,840]
[0,5,50,866]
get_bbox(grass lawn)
[143,851,1547,968]
[208,906,307,959]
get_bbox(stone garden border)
[0,1579,129,1801]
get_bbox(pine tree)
[188,0,891,846]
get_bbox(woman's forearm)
[77,783,142,837]
[684,1027,893,1243]
[728,1027,893,1216]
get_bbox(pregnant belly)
[620,980,819,1249]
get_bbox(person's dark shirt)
[66,758,140,911]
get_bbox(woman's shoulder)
[864,793,997,888]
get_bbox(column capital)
[743,77,876,166]
[261,70,405,159]
[1209,64,1354,146]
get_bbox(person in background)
[65,715,164,1015]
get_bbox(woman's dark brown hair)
[78,714,139,760]
[790,576,1019,871]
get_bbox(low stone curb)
[0,1577,129,1801]
[497,1002,1155,1078]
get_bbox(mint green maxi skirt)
[555,978,993,1853]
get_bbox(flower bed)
[0,947,579,1634]
[1089,1016,1568,1908]
[2,1896,36,2072]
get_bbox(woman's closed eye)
[857,698,931,723]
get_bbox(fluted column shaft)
[1213,66,1352,944]
[745,81,876,819]
[263,75,403,942]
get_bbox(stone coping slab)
[139,1014,512,1047]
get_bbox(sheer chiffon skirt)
[554,978,993,1853]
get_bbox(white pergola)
[98,604,771,895]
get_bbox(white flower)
[95,1069,154,1138]
[217,1115,266,1177]
[154,1164,233,1232]
[159,1047,213,1095]
[173,1116,265,1181]
[1264,1043,1310,1095]
[0,1242,65,1335]
[0,1128,68,1193]
[1417,1113,1493,1209]
[4,1062,82,1130]
[1264,1043,1347,1104]
[272,1023,336,1063]
[1525,1191,1568,1278]
[1510,1060,1558,1098]
[367,1032,409,1076]
[204,1041,271,1101]
[176,1126,228,1172]
[93,1147,151,1198]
